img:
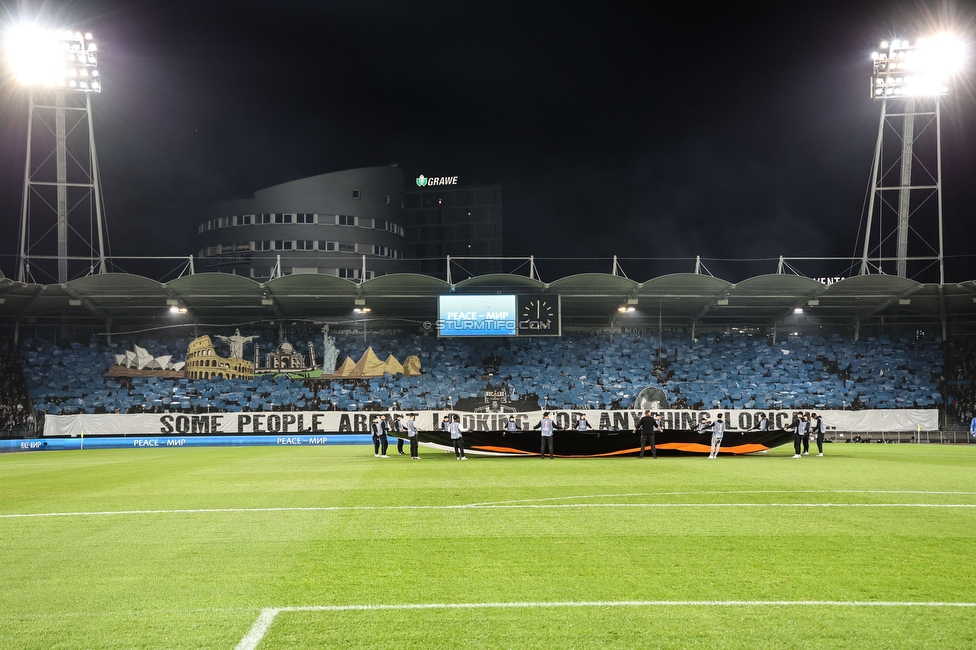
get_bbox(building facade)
[197,166,407,280]
[403,178,503,278]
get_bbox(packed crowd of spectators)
[14,328,948,417]
[946,337,976,427]
[0,342,34,436]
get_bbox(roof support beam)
[854,283,925,323]
[776,283,833,323]
[61,283,113,325]
[6,284,45,321]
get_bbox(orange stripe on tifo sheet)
[471,446,636,457]
[469,444,772,457]
[657,443,771,454]
[472,446,536,455]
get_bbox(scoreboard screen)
[437,294,560,337]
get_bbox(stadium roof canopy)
[1,269,975,335]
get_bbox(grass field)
[1,442,975,649]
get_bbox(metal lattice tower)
[858,35,963,284]
[9,28,106,284]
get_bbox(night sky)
[1,0,974,283]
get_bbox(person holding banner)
[449,414,468,460]
[406,413,420,459]
[576,414,592,431]
[753,413,769,431]
[371,415,389,458]
[393,414,406,455]
[810,412,825,456]
[538,412,556,458]
[635,410,657,458]
[506,415,520,431]
[800,412,811,455]
[789,411,803,458]
[708,413,725,458]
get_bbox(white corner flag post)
[80,430,84,450]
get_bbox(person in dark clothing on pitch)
[371,414,389,458]
[393,414,406,455]
[636,410,657,458]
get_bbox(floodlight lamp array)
[4,26,100,92]
[869,34,964,100]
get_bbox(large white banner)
[43,408,939,437]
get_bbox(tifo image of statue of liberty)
[215,329,258,360]
[321,325,339,375]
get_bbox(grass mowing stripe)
[468,489,976,506]
[238,600,976,650]
[3,502,976,518]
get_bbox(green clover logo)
[416,175,427,187]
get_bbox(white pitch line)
[234,600,976,650]
[235,609,278,650]
[3,502,976,519]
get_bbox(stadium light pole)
[4,25,106,284]
[858,33,964,283]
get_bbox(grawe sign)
[416,174,458,187]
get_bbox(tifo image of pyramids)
[328,347,421,378]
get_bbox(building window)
[274,240,293,251]
[241,215,253,225]
[318,241,336,251]
[338,242,355,252]
[296,213,315,224]
[383,194,390,204]
[338,215,355,226]
[297,240,315,250]
[352,190,361,199]
[255,241,271,251]
[338,268,359,279]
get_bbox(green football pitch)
[1,443,974,649]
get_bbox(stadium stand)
[0,342,32,434]
[17,329,945,417]
[946,337,976,427]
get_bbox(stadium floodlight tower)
[858,33,965,283]
[4,25,106,284]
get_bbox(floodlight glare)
[870,32,965,99]
[3,23,100,92]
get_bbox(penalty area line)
[235,600,976,650]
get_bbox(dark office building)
[403,177,503,279]
[197,167,406,281]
